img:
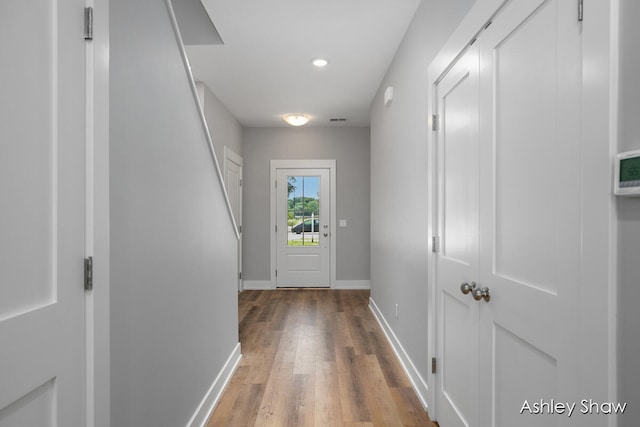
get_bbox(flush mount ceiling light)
[283,113,311,126]
[311,57,329,67]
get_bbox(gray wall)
[196,81,243,163]
[110,1,239,426]
[369,0,475,386]
[618,0,640,423]
[243,127,370,282]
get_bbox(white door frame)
[426,0,618,421]
[270,159,337,288]
[224,146,243,292]
[91,0,111,426]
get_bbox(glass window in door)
[287,176,320,246]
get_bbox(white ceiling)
[185,0,421,128]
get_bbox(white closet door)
[0,0,87,426]
[433,45,481,427]
[433,1,585,425]
[477,0,582,425]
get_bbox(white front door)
[433,44,481,427]
[276,168,330,287]
[0,0,86,426]
[224,148,243,292]
[434,0,583,425]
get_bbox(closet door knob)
[460,282,476,295]
[472,286,491,302]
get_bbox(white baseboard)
[333,280,371,289]
[242,280,275,290]
[186,343,242,427]
[243,280,370,290]
[368,297,429,411]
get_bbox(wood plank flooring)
[206,289,435,427]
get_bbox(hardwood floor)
[206,289,435,427]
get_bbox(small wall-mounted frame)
[614,149,640,197]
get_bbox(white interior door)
[434,0,583,425]
[0,0,86,426]
[224,148,243,292]
[477,0,582,425]
[434,45,481,427]
[276,168,330,287]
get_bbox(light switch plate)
[339,219,347,228]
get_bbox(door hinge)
[238,225,242,233]
[84,256,93,291]
[432,114,439,131]
[432,236,440,253]
[84,7,94,40]
[239,179,242,186]
[275,269,278,278]
[275,225,277,232]
[578,0,583,22]
[432,357,437,374]
[239,272,242,280]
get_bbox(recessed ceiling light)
[311,58,329,68]
[283,113,311,126]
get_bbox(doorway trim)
[89,1,110,426]
[270,159,337,288]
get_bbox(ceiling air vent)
[329,118,347,122]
